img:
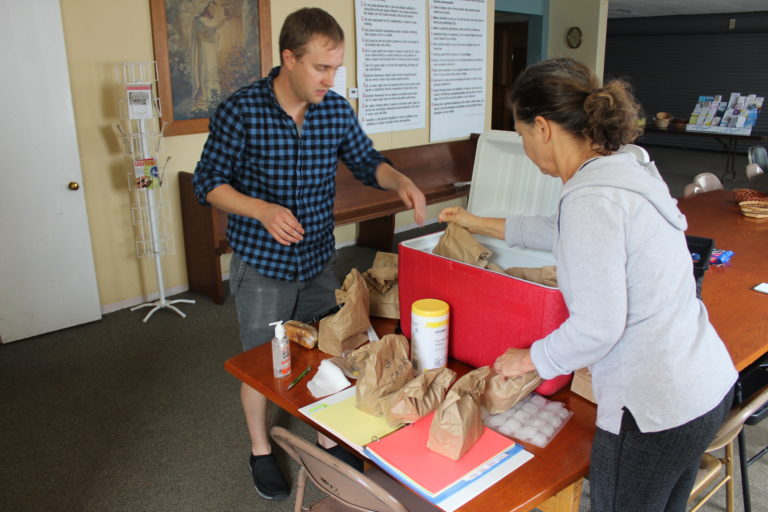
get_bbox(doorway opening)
[491,3,547,132]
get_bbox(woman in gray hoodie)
[439,58,736,511]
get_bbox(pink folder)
[365,412,518,496]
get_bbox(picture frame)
[149,0,272,136]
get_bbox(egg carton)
[483,393,572,448]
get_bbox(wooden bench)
[178,136,478,303]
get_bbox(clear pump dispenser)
[269,320,291,378]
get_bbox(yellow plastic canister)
[411,298,450,372]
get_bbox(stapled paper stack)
[365,412,532,511]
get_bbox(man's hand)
[205,184,304,246]
[375,163,426,225]
[256,203,305,246]
[395,177,426,225]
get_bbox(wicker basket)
[733,188,768,203]
[739,200,768,219]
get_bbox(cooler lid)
[467,130,562,218]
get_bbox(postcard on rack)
[364,412,533,512]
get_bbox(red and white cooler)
[398,130,571,395]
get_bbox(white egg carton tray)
[483,393,572,448]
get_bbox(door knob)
[68,181,80,191]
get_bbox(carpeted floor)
[1,145,765,512]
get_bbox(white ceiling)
[608,0,768,18]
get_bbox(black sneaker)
[249,454,289,500]
[317,443,364,472]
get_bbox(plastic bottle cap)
[412,298,449,317]
[269,320,285,339]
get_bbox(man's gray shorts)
[229,253,339,351]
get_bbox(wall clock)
[566,26,582,49]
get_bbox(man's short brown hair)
[279,7,344,63]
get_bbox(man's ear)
[282,49,295,70]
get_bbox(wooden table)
[225,316,596,512]
[224,190,768,512]
[678,190,768,512]
[678,190,768,371]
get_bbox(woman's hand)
[493,348,535,379]
[438,206,506,240]
[438,206,476,230]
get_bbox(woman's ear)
[533,116,552,143]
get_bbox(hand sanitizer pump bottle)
[269,320,291,378]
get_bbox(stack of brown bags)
[433,223,558,287]
[362,252,400,319]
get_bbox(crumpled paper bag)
[318,269,371,356]
[363,252,400,319]
[356,334,414,416]
[432,223,492,268]
[383,366,457,426]
[482,371,542,414]
[428,366,490,460]
[504,265,558,287]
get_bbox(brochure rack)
[687,93,764,135]
[115,62,194,322]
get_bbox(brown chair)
[271,426,440,512]
[688,385,768,512]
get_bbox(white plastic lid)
[467,130,562,219]
[269,320,285,339]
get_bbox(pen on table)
[287,365,312,390]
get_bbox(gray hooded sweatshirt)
[504,152,736,434]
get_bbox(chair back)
[693,172,724,193]
[748,145,768,170]
[271,426,410,512]
[619,143,650,164]
[747,145,767,184]
[683,183,702,198]
[709,385,768,451]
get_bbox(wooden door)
[0,0,101,342]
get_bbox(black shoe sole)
[253,483,289,501]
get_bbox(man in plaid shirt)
[193,7,425,501]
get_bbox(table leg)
[716,137,739,183]
[536,478,583,512]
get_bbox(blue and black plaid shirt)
[193,67,386,282]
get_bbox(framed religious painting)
[150,0,272,136]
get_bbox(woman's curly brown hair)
[508,58,643,154]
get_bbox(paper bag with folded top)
[355,334,415,416]
[432,223,492,268]
[318,269,371,356]
[363,252,400,319]
[428,366,491,460]
[482,371,542,415]
[383,366,457,426]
